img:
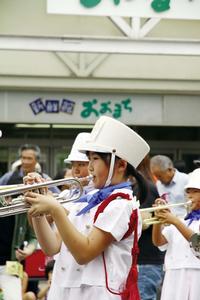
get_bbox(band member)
[63,132,93,195]
[186,168,200,259]
[0,144,58,300]
[152,167,200,300]
[24,116,150,300]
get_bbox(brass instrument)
[0,179,191,222]
[0,184,23,191]
[141,201,192,226]
[0,176,92,217]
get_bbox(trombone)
[0,176,92,217]
[0,178,191,222]
[141,201,192,226]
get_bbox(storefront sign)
[47,0,200,20]
[29,98,76,115]
[0,92,162,125]
[29,97,132,120]
[2,91,200,126]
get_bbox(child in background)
[58,132,93,200]
[152,167,200,300]
[56,132,93,206]
[37,260,55,300]
[24,116,150,300]
[64,132,91,187]
[22,271,36,300]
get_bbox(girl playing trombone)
[24,116,149,300]
[152,168,200,300]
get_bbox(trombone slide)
[140,201,191,214]
[0,176,93,217]
[0,176,92,197]
[141,201,192,226]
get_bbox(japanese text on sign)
[29,97,133,119]
[81,98,132,119]
[80,0,171,13]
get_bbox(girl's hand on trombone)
[154,197,167,205]
[24,192,61,218]
[155,210,179,225]
[23,172,48,195]
[23,172,44,184]
[153,198,179,225]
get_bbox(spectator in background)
[136,155,165,300]
[0,144,42,185]
[150,155,189,217]
[0,144,58,193]
[22,272,36,300]
[0,144,58,300]
[37,260,55,300]
[11,159,42,173]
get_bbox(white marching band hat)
[185,168,200,190]
[64,132,90,163]
[78,116,150,169]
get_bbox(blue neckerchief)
[75,181,132,216]
[184,209,200,225]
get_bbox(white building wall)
[0,0,200,124]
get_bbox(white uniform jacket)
[51,188,142,291]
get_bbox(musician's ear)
[116,159,127,173]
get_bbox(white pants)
[0,266,22,300]
[161,269,200,300]
[48,284,121,300]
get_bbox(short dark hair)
[18,144,41,160]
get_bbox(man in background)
[0,144,58,300]
[150,155,189,216]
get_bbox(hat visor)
[64,158,89,163]
[78,142,113,154]
[64,154,89,163]
[184,183,200,190]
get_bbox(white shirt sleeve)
[94,198,137,241]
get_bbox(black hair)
[125,163,148,205]
[18,144,41,160]
[45,260,55,279]
[92,152,148,205]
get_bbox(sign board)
[47,0,200,20]
[0,92,162,126]
[1,91,200,126]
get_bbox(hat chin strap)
[104,153,116,187]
